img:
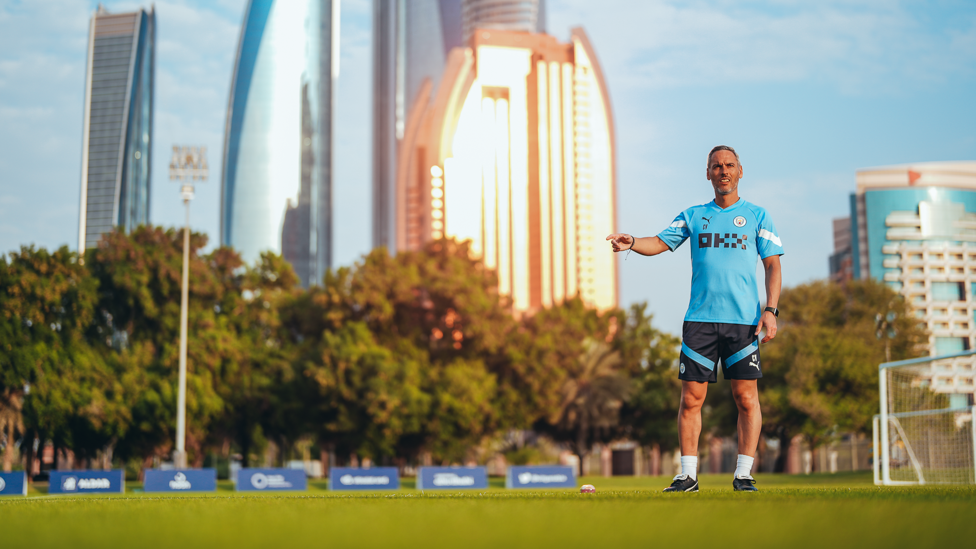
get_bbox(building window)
[935,337,970,355]
[932,281,964,302]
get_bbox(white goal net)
[874,350,976,485]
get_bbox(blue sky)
[1,0,974,335]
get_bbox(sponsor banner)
[0,471,27,496]
[506,465,576,489]
[236,468,307,492]
[329,467,399,491]
[143,469,217,493]
[48,470,125,494]
[416,466,488,490]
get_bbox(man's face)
[707,150,743,196]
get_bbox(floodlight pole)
[169,145,208,469]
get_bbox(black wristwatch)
[764,306,779,317]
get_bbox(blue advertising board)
[0,471,27,496]
[143,469,216,493]
[329,467,399,491]
[48,470,125,494]
[506,465,576,489]
[416,466,488,490]
[236,468,307,492]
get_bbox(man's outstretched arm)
[605,233,671,256]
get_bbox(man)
[606,145,783,492]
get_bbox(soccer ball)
[580,484,596,493]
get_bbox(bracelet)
[627,235,635,251]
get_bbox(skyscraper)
[371,0,545,252]
[844,161,976,399]
[221,0,339,287]
[78,6,155,254]
[461,0,546,42]
[395,28,618,312]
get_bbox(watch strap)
[764,306,779,317]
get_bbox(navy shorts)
[679,322,762,383]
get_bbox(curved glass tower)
[221,0,339,286]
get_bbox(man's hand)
[756,311,777,343]
[606,233,634,252]
[605,234,671,256]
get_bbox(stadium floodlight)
[874,350,976,486]
[168,145,208,469]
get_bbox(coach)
[606,145,783,492]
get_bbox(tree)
[615,303,682,453]
[542,340,632,471]
[760,279,927,471]
[87,227,234,465]
[284,240,508,463]
[0,245,128,471]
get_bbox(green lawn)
[2,472,973,548]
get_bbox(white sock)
[735,454,755,479]
[680,455,698,480]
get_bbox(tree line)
[0,226,925,475]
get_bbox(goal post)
[874,350,976,486]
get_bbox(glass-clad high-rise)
[78,6,155,253]
[371,0,545,252]
[839,161,976,398]
[221,0,339,287]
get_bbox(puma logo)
[702,216,712,230]
[749,354,759,370]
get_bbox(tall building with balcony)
[221,0,339,287]
[371,0,545,252]
[849,161,976,395]
[394,28,617,312]
[78,6,155,254]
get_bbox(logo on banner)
[339,474,391,486]
[517,472,569,484]
[62,476,77,491]
[432,473,475,487]
[169,472,192,490]
[78,478,111,489]
[251,472,292,490]
[0,477,5,491]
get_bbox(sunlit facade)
[78,6,155,254]
[847,161,976,398]
[396,28,617,312]
[221,0,339,287]
[372,0,547,252]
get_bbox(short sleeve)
[756,210,784,258]
[657,209,693,251]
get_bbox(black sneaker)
[663,474,699,492]
[732,477,758,492]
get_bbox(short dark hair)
[707,145,740,168]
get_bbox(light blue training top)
[657,198,784,326]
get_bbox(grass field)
[2,472,974,548]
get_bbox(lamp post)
[168,145,208,469]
